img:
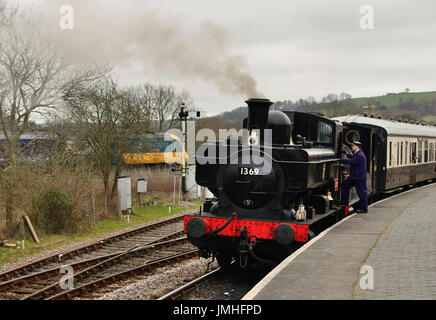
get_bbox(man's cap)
[351,141,362,146]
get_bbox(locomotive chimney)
[246,98,273,131]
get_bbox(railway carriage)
[335,115,436,193]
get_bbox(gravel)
[92,258,218,300]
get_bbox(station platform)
[243,183,436,300]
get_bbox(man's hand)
[341,150,348,155]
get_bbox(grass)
[0,202,199,267]
[352,91,436,107]
[421,115,436,122]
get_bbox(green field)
[421,115,436,122]
[352,91,436,108]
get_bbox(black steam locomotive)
[184,98,436,268]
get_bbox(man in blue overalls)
[340,141,368,213]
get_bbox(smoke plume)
[41,0,263,98]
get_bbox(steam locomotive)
[184,98,436,268]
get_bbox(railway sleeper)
[13,289,35,294]
[0,295,20,300]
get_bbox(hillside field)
[352,91,436,108]
[221,91,436,122]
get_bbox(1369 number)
[240,167,259,175]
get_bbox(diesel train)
[184,98,436,268]
[121,133,187,166]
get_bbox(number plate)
[240,167,260,176]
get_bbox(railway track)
[158,266,222,300]
[0,237,197,300]
[157,261,273,300]
[0,215,199,300]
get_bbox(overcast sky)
[12,0,436,114]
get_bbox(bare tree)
[136,84,155,129]
[0,5,103,164]
[323,93,339,103]
[306,96,316,104]
[151,85,195,130]
[64,78,145,215]
[151,85,176,130]
[0,2,106,232]
[324,103,343,117]
[339,92,352,101]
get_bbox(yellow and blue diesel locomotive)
[121,133,187,166]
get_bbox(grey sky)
[12,0,436,114]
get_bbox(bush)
[32,188,76,234]
[0,156,96,237]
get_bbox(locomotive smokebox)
[246,98,273,131]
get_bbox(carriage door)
[371,132,379,192]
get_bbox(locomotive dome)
[267,110,292,145]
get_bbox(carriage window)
[389,142,392,167]
[400,142,403,165]
[430,143,435,162]
[418,141,423,163]
[424,140,429,162]
[405,142,408,165]
[318,122,333,144]
[411,142,417,164]
[396,142,400,166]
